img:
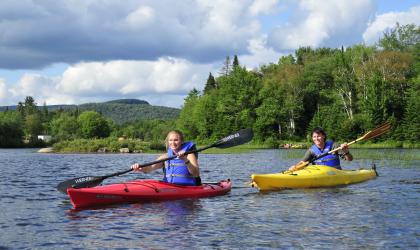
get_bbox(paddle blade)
[56,176,104,194]
[214,128,253,148]
[359,122,392,141]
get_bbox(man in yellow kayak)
[289,127,353,171]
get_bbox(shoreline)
[35,142,420,154]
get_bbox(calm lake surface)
[0,148,419,249]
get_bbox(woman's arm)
[131,153,166,173]
[184,153,200,177]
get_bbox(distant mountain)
[0,99,180,124]
[105,99,149,105]
[78,101,179,124]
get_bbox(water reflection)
[66,199,202,225]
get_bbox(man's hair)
[312,127,327,138]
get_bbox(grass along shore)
[51,138,166,153]
[48,137,420,155]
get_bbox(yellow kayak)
[251,165,377,191]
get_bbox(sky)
[0,0,419,108]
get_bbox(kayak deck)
[67,179,232,209]
[251,165,377,191]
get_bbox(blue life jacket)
[311,140,341,169]
[164,141,197,185]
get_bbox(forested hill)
[78,101,180,124]
[0,99,180,124]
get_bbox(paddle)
[57,128,254,194]
[289,122,392,172]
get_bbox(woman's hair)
[312,127,327,138]
[165,130,184,149]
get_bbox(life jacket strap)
[165,174,195,179]
[315,157,339,163]
[168,162,186,167]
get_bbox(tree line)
[0,23,418,149]
[0,96,176,148]
[177,23,419,146]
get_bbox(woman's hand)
[176,150,188,161]
[131,163,144,172]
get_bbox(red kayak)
[67,179,232,209]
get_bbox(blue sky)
[0,0,419,108]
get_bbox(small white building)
[38,135,52,143]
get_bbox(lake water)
[0,148,419,249]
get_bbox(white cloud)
[0,79,9,100]
[249,0,279,16]
[125,5,156,29]
[8,74,65,105]
[0,58,215,107]
[0,0,260,69]
[57,58,211,97]
[0,58,213,107]
[12,74,51,97]
[241,35,283,70]
[363,6,420,44]
[268,0,375,50]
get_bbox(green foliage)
[177,89,201,139]
[49,113,79,141]
[177,66,263,143]
[0,111,23,147]
[77,102,180,124]
[113,119,176,142]
[401,80,420,142]
[378,23,419,52]
[212,66,261,138]
[203,72,217,94]
[24,113,43,139]
[176,23,419,147]
[78,111,110,139]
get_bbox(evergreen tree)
[24,96,37,115]
[203,72,217,94]
[232,55,240,69]
[185,88,200,100]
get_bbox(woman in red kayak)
[131,130,201,185]
[289,127,353,171]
